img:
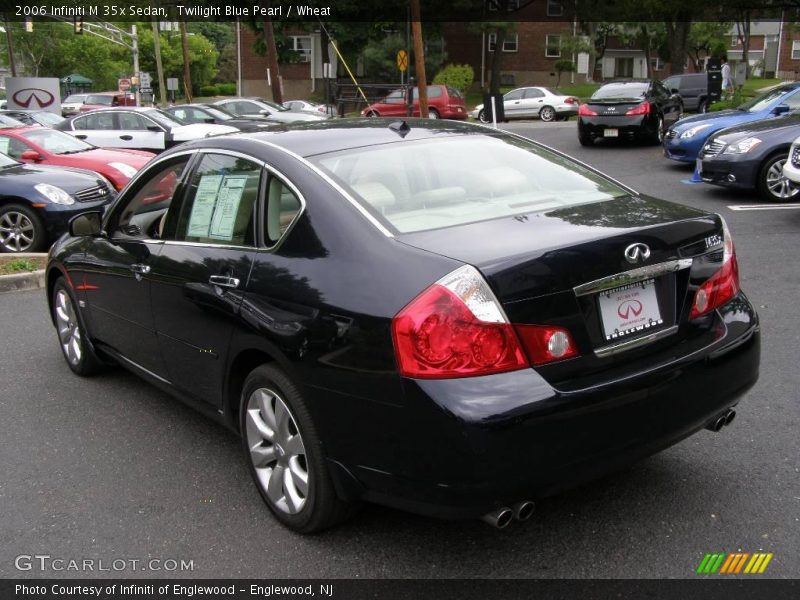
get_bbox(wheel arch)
[46,264,71,325]
[225,345,285,434]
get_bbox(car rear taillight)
[565,97,578,105]
[625,101,651,116]
[578,104,597,116]
[514,324,579,366]
[392,265,578,378]
[689,219,740,320]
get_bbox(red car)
[0,127,154,190]
[79,92,137,113]
[361,84,467,120]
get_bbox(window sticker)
[186,174,222,238]
[209,176,247,240]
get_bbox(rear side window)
[84,112,116,130]
[173,153,262,246]
[313,136,627,234]
[265,175,302,245]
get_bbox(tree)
[687,22,730,71]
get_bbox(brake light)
[578,104,597,116]
[689,219,740,319]
[514,324,579,365]
[565,97,577,105]
[625,101,651,116]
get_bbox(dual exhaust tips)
[705,408,736,433]
[482,500,535,529]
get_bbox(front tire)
[241,364,355,533]
[539,105,556,122]
[0,203,45,253]
[758,153,800,202]
[428,108,440,119]
[52,279,104,376]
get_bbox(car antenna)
[388,120,411,138]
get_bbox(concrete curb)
[0,253,48,294]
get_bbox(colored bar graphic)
[700,552,774,575]
[733,553,750,574]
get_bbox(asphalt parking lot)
[1,120,798,580]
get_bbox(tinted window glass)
[117,112,148,130]
[313,136,627,234]
[265,176,302,245]
[174,153,261,246]
[85,95,114,106]
[84,112,116,130]
[592,83,649,100]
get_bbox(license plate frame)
[603,128,619,138]
[597,278,663,343]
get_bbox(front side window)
[173,153,262,247]
[0,135,31,159]
[312,136,627,235]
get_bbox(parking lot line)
[728,203,800,211]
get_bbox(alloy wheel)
[656,117,665,143]
[55,289,83,366]
[245,387,309,515]
[766,158,799,199]
[540,106,555,122]
[0,210,36,252]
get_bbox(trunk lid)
[585,98,647,116]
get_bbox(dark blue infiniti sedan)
[663,83,800,163]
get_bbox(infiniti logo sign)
[12,88,55,109]
[624,243,651,264]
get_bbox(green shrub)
[199,84,219,97]
[433,64,475,94]
[217,83,237,96]
[708,89,747,112]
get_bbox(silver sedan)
[471,87,579,123]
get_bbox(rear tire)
[478,109,489,123]
[52,279,105,376]
[652,115,665,145]
[758,152,800,202]
[539,106,556,122]
[241,364,356,533]
[365,111,379,118]
[698,99,709,114]
[578,128,593,146]
[0,203,45,253]
[428,108,440,119]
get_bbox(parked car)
[164,103,277,133]
[0,109,65,128]
[698,114,800,202]
[0,114,25,128]
[0,126,155,191]
[46,119,759,532]
[212,97,326,123]
[471,87,579,123]
[662,73,711,113]
[79,92,137,113]
[56,107,238,152]
[782,134,800,184]
[578,80,683,146]
[663,82,800,162]
[0,152,114,252]
[61,93,89,117]
[361,84,467,119]
[283,100,333,115]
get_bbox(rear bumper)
[334,294,760,519]
[578,116,649,139]
[699,154,760,189]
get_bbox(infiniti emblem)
[624,243,651,264]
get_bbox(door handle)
[74,134,87,139]
[120,135,133,140]
[131,263,151,275]
[209,275,240,289]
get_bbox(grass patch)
[0,256,46,275]
[709,78,786,111]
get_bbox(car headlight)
[34,183,74,205]
[109,161,137,178]
[679,124,712,139]
[722,137,762,154]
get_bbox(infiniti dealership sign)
[6,77,62,115]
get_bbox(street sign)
[139,87,153,94]
[139,72,152,88]
[397,49,409,72]
[118,78,131,91]
[166,78,179,91]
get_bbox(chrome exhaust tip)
[481,507,514,529]
[512,500,535,521]
[724,409,736,426]
[705,415,726,432]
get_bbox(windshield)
[0,153,19,167]
[143,109,183,128]
[85,95,114,106]
[32,112,64,126]
[312,135,628,234]
[202,106,234,120]
[0,114,24,127]
[22,129,92,154]
[63,94,87,103]
[738,87,794,112]
[592,83,649,100]
[257,99,288,112]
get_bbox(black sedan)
[698,113,800,202]
[0,152,114,252]
[578,80,683,146]
[45,119,759,533]
[164,103,276,133]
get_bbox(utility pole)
[131,24,140,106]
[410,0,428,118]
[262,2,283,104]
[152,20,167,107]
[4,16,16,77]
[179,19,192,102]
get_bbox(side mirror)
[259,109,271,115]
[20,150,43,162]
[147,125,162,132]
[204,117,215,123]
[773,104,791,116]
[69,211,103,237]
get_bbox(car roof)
[74,107,154,113]
[178,118,504,159]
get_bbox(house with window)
[726,21,781,77]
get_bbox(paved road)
[2,122,798,579]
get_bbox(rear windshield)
[85,95,114,106]
[311,135,628,234]
[592,83,649,100]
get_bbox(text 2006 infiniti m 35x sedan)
[46,119,760,533]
